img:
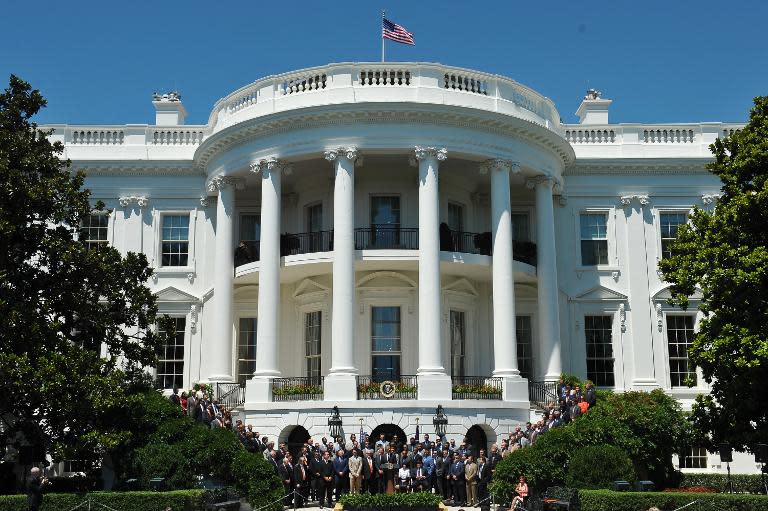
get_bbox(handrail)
[357,375,418,400]
[272,376,324,402]
[355,227,418,250]
[452,376,502,400]
[215,382,245,408]
[528,380,559,411]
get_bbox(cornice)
[194,104,575,172]
[566,158,712,175]
[71,160,203,177]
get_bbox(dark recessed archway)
[465,425,489,457]
[285,425,311,458]
[370,423,407,450]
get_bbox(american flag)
[382,17,415,46]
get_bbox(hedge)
[0,490,207,511]
[339,491,443,508]
[579,489,768,511]
[680,472,767,494]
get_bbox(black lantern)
[328,405,343,439]
[433,405,448,438]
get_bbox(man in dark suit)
[267,449,280,475]
[279,454,295,506]
[294,456,310,508]
[26,467,48,511]
[310,450,324,503]
[449,453,466,506]
[477,456,491,505]
[319,451,335,508]
[411,460,429,492]
[433,450,447,499]
[333,449,349,501]
[362,449,377,493]
[374,447,387,493]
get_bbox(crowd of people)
[166,379,597,509]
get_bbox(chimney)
[152,91,187,126]
[575,89,612,125]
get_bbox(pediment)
[293,278,330,298]
[573,285,628,302]
[442,278,478,297]
[652,285,703,302]
[356,271,417,289]
[154,285,199,303]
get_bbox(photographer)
[27,467,48,511]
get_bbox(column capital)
[619,194,650,207]
[525,175,557,190]
[479,159,520,175]
[118,195,149,208]
[207,175,245,193]
[324,146,360,163]
[413,146,447,162]
[701,193,722,205]
[249,157,293,177]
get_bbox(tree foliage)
[0,75,169,466]
[491,390,692,498]
[565,445,634,490]
[659,96,768,451]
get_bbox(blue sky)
[2,0,765,126]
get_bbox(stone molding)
[118,196,148,208]
[478,158,520,175]
[413,146,448,162]
[323,146,360,164]
[249,157,293,176]
[619,194,650,207]
[206,175,245,193]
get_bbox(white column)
[482,159,528,402]
[206,177,242,382]
[324,147,359,401]
[529,176,562,381]
[414,146,451,400]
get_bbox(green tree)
[659,96,768,452]
[0,75,169,467]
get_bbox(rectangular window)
[81,213,109,250]
[580,213,609,265]
[450,310,466,378]
[667,315,697,387]
[305,311,322,379]
[370,196,402,248]
[371,306,401,382]
[516,315,534,380]
[161,214,190,267]
[448,202,465,232]
[239,214,260,261]
[237,318,257,385]
[585,315,614,387]
[679,446,708,469]
[660,212,687,260]
[157,317,185,389]
[511,213,530,242]
[306,204,324,253]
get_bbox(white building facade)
[45,63,755,473]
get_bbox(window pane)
[450,310,466,378]
[667,315,696,387]
[371,306,401,381]
[237,318,257,384]
[680,446,708,469]
[240,215,261,243]
[156,317,186,389]
[82,213,109,250]
[448,203,464,232]
[516,316,533,379]
[161,215,190,267]
[371,196,401,226]
[660,212,687,259]
[305,311,322,378]
[585,315,614,387]
[511,214,530,242]
[307,204,323,233]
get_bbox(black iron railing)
[280,231,334,256]
[440,229,538,266]
[357,375,418,399]
[451,376,502,400]
[216,382,245,408]
[272,376,324,402]
[528,380,559,410]
[355,226,419,250]
[234,241,260,267]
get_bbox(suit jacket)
[450,461,465,480]
[348,456,363,477]
[434,456,446,476]
[310,457,324,478]
[294,464,309,486]
[279,462,294,485]
[585,388,597,406]
[478,463,490,483]
[268,456,280,475]
[422,455,435,476]
[362,456,376,479]
[411,466,429,484]
[374,453,387,475]
[320,459,335,479]
[27,476,44,507]
[333,456,349,477]
[465,462,478,482]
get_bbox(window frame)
[153,210,197,273]
[655,208,691,262]
[516,315,534,380]
[304,310,322,379]
[665,313,698,389]
[449,309,466,378]
[80,210,112,250]
[584,314,616,388]
[447,201,465,233]
[156,316,187,390]
[370,305,403,382]
[236,317,258,385]
[678,446,708,470]
[578,210,611,267]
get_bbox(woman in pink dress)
[511,476,528,510]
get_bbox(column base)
[206,374,234,383]
[417,373,452,401]
[244,377,273,405]
[501,376,530,406]
[324,373,358,401]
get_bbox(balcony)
[451,376,503,400]
[443,229,538,266]
[357,375,418,400]
[355,226,419,250]
[272,376,324,402]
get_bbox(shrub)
[230,450,284,511]
[339,491,443,508]
[0,490,206,511]
[679,472,767,494]
[579,489,768,511]
[566,445,635,489]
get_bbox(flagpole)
[381,9,386,62]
